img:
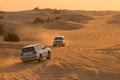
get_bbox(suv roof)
[55,36,64,38]
[22,44,42,48]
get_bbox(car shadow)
[0,59,49,73]
[47,45,65,49]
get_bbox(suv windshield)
[55,37,64,40]
[22,47,35,53]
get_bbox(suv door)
[35,45,42,55]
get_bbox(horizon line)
[0,8,120,12]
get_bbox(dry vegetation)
[0,9,120,80]
[4,32,20,42]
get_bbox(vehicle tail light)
[32,51,36,54]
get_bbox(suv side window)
[41,44,46,49]
[55,37,64,40]
[22,47,35,53]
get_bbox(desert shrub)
[33,17,45,24]
[53,9,61,14]
[34,7,40,11]
[55,16,60,20]
[4,32,20,42]
[0,15,4,19]
[0,24,5,36]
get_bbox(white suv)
[53,36,65,46]
[21,44,51,62]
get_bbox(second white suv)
[53,36,65,46]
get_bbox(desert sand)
[0,9,120,80]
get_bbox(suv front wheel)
[53,44,56,47]
[38,55,43,62]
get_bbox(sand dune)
[108,13,120,24]
[45,20,84,30]
[59,13,93,23]
[0,10,120,80]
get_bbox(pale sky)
[0,0,120,11]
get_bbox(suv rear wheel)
[47,51,51,59]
